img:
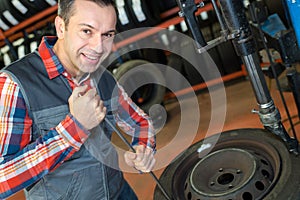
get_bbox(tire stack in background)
[0,0,57,31]
[114,0,161,34]
[112,0,165,65]
[0,0,57,68]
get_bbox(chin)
[84,68,97,74]
[80,64,99,73]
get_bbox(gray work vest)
[2,52,124,200]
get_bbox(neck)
[73,73,90,85]
[53,40,84,81]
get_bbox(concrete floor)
[8,77,300,200]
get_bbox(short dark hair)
[58,0,115,28]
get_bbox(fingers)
[124,145,156,173]
[69,85,88,101]
[68,86,107,130]
[95,102,106,122]
[94,94,106,122]
[124,151,137,167]
[74,84,89,95]
[93,95,101,107]
[84,88,97,99]
[135,147,156,172]
[82,89,105,113]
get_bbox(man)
[0,0,156,199]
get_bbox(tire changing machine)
[153,0,300,199]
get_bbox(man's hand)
[69,85,106,130]
[124,145,156,173]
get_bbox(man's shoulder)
[5,51,38,66]
[3,51,43,73]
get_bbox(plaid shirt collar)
[38,36,65,79]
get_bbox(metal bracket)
[176,0,207,48]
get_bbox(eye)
[78,28,93,39]
[102,31,116,40]
[82,29,92,35]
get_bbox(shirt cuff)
[55,113,90,150]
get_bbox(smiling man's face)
[54,0,117,78]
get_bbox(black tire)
[154,128,300,200]
[113,0,137,33]
[142,48,168,65]
[18,0,39,10]
[0,52,5,69]
[126,0,161,28]
[0,1,20,28]
[166,53,185,91]
[113,59,166,113]
[33,0,57,9]
[9,0,39,17]
[0,15,12,31]
[157,0,177,13]
[180,28,224,85]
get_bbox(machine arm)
[176,0,299,153]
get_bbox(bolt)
[219,168,223,172]
[197,2,205,8]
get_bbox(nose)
[89,33,103,53]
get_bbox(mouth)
[82,53,101,63]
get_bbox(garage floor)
[8,76,300,200]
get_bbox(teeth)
[85,54,98,60]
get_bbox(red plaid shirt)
[0,36,155,199]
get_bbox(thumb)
[126,151,137,160]
[124,151,136,167]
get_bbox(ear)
[55,16,65,39]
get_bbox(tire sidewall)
[114,59,166,112]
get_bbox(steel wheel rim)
[171,139,281,200]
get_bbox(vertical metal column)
[219,0,298,153]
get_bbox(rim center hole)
[217,173,234,185]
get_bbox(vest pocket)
[27,168,84,200]
[32,105,69,139]
[32,105,83,160]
